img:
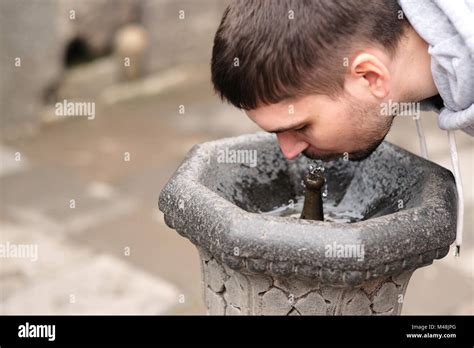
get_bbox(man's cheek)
[311,130,344,150]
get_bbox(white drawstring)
[415,118,462,256]
[447,130,464,257]
[415,116,429,159]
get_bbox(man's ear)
[346,53,391,99]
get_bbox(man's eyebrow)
[266,122,306,134]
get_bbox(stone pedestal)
[199,248,412,315]
[159,132,457,316]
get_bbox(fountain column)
[198,247,413,315]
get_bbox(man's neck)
[391,26,439,102]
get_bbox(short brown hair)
[211,0,408,110]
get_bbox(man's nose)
[276,132,309,160]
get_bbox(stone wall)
[1,0,63,136]
[142,0,229,73]
[1,0,229,137]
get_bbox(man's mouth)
[302,149,343,162]
[302,139,384,162]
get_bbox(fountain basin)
[159,132,457,315]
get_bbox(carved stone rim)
[159,132,457,286]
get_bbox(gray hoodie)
[399,0,474,136]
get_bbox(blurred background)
[0,0,472,315]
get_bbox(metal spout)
[300,169,324,221]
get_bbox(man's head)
[211,0,435,161]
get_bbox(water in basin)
[262,196,363,223]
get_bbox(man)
[210,0,473,252]
[211,0,473,161]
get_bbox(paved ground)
[1,62,472,315]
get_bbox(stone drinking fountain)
[159,132,457,315]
